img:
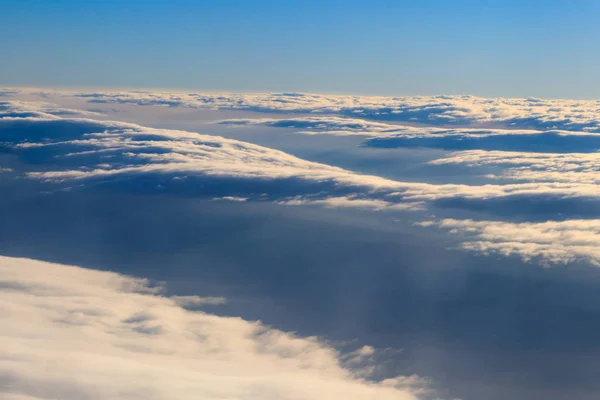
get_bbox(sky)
[5,2,600,400]
[2,0,600,98]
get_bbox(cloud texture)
[4,93,600,267]
[5,100,600,213]
[420,219,600,266]
[0,256,430,400]
[65,89,600,131]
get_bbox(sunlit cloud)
[58,88,600,132]
[5,98,600,267]
[431,150,600,184]
[0,255,432,400]
[419,218,600,266]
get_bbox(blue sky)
[3,0,600,98]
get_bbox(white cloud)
[419,219,600,266]
[0,255,430,400]
[218,115,561,138]
[54,89,600,132]
[279,196,394,210]
[279,196,426,211]
[6,98,600,271]
[5,100,600,215]
[430,150,600,184]
[212,196,249,202]
[9,87,600,133]
[0,100,103,119]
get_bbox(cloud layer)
[431,150,600,184]
[9,87,600,131]
[5,100,600,213]
[62,89,600,132]
[220,115,600,152]
[0,255,431,400]
[420,219,600,266]
[4,96,600,267]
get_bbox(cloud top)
[60,89,600,132]
[419,219,600,266]
[5,97,600,267]
[0,255,430,400]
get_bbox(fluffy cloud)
[57,88,600,132]
[8,87,600,133]
[431,150,600,184]
[6,99,600,266]
[5,100,600,216]
[0,255,431,400]
[419,219,600,266]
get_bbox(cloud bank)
[60,89,600,132]
[0,255,431,400]
[4,97,600,267]
[5,100,600,214]
[431,150,600,184]
[419,219,600,266]
[9,87,600,132]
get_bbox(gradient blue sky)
[2,0,600,98]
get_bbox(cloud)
[430,150,600,184]
[0,100,103,120]
[0,255,431,400]
[279,196,425,211]
[55,88,600,132]
[9,87,600,134]
[279,196,395,210]
[5,100,600,219]
[212,196,249,202]
[7,97,600,254]
[419,218,600,266]
[220,115,600,152]
[0,89,18,97]
[217,116,402,136]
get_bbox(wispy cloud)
[218,116,402,136]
